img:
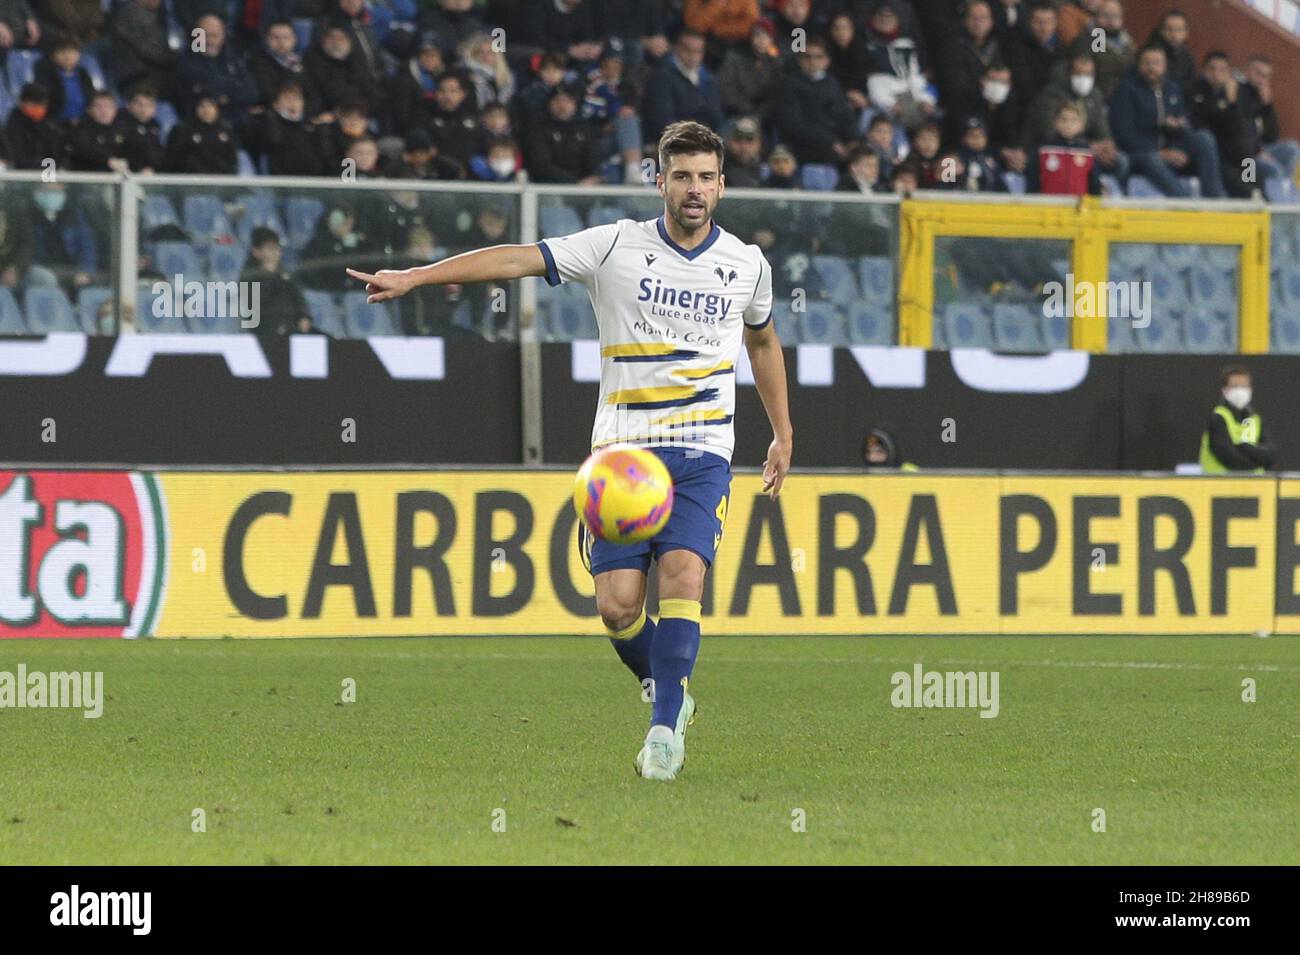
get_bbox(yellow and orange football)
[573,446,674,544]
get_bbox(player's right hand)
[345,268,416,304]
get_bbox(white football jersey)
[538,216,773,464]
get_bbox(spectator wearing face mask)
[1027,54,1129,183]
[937,0,1002,143]
[1076,0,1133,99]
[1199,366,1274,474]
[4,84,64,170]
[771,35,856,165]
[469,136,522,182]
[951,61,1026,174]
[299,204,374,291]
[24,183,98,292]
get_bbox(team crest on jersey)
[714,266,738,286]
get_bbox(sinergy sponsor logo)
[0,665,103,718]
[50,886,151,935]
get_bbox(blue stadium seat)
[1270,222,1293,261]
[141,194,180,231]
[800,164,839,191]
[812,255,858,306]
[1180,176,1201,198]
[538,297,598,341]
[1112,242,1156,272]
[304,290,346,336]
[1182,312,1232,353]
[857,256,893,302]
[845,303,891,344]
[0,80,14,125]
[155,100,180,141]
[1271,312,1300,353]
[1188,263,1234,314]
[1100,173,1121,196]
[77,286,113,334]
[539,203,584,238]
[207,241,246,282]
[292,18,316,50]
[1205,245,1238,271]
[1003,171,1026,194]
[1041,310,1070,350]
[187,308,246,334]
[796,302,846,344]
[1264,177,1295,203]
[1126,175,1162,199]
[236,149,258,177]
[6,50,40,95]
[1279,263,1300,307]
[1147,267,1190,314]
[1106,312,1134,352]
[587,205,626,226]
[942,302,994,348]
[992,303,1045,352]
[23,286,80,333]
[153,241,203,281]
[183,194,228,236]
[342,291,400,336]
[236,192,286,245]
[135,286,180,333]
[79,51,110,93]
[284,197,325,250]
[1158,244,1197,270]
[0,287,27,333]
[1130,315,1182,352]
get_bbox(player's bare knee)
[596,595,641,633]
[657,554,706,602]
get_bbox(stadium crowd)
[0,0,1292,199]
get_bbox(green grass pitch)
[0,635,1296,865]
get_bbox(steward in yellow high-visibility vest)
[1199,366,1275,474]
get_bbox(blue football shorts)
[578,447,733,576]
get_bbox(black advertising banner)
[0,336,521,465]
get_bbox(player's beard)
[668,193,714,236]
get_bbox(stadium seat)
[1125,175,1162,199]
[812,255,858,306]
[77,286,113,334]
[153,242,203,281]
[1130,315,1181,352]
[1003,171,1026,194]
[1281,264,1300,308]
[1112,242,1155,272]
[942,302,994,348]
[79,51,110,93]
[1100,173,1121,196]
[800,164,839,191]
[23,286,80,333]
[0,287,27,333]
[1264,177,1296,203]
[1271,313,1300,353]
[1180,176,1201,198]
[342,291,400,336]
[292,18,316,50]
[135,285,179,333]
[857,256,893,303]
[1205,245,1238,271]
[6,50,40,95]
[539,203,584,238]
[539,298,598,341]
[1106,312,1134,352]
[183,194,229,236]
[1181,312,1232,353]
[187,309,246,334]
[155,100,179,141]
[236,192,286,245]
[304,290,346,337]
[0,80,15,125]
[845,303,892,344]
[207,241,246,282]
[141,194,181,231]
[1041,310,1070,350]
[1147,267,1190,314]
[992,303,1045,352]
[236,149,258,178]
[284,197,326,250]
[1158,244,1197,270]
[1187,264,1234,314]
[587,205,625,226]
[796,303,846,345]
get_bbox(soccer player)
[347,120,792,781]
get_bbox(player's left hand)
[762,436,792,499]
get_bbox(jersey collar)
[656,215,721,261]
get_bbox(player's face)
[658,152,724,233]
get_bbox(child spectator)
[898,120,953,190]
[865,113,899,181]
[35,36,97,126]
[68,92,129,172]
[956,116,1006,192]
[4,84,64,170]
[469,136,522,182]
[251,20,323,119]
[1028,102,1101,195]
[164,92,238,174]
[763,144,798,189]
[122,87,165,172]
[837,145,885,194]
[241,227,315,337]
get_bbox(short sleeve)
[743,254,773,328]
[537,223,621,287]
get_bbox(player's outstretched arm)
[345,244,548,304]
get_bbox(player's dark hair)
[1220,364,1251,387]
[658,121,724,175]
